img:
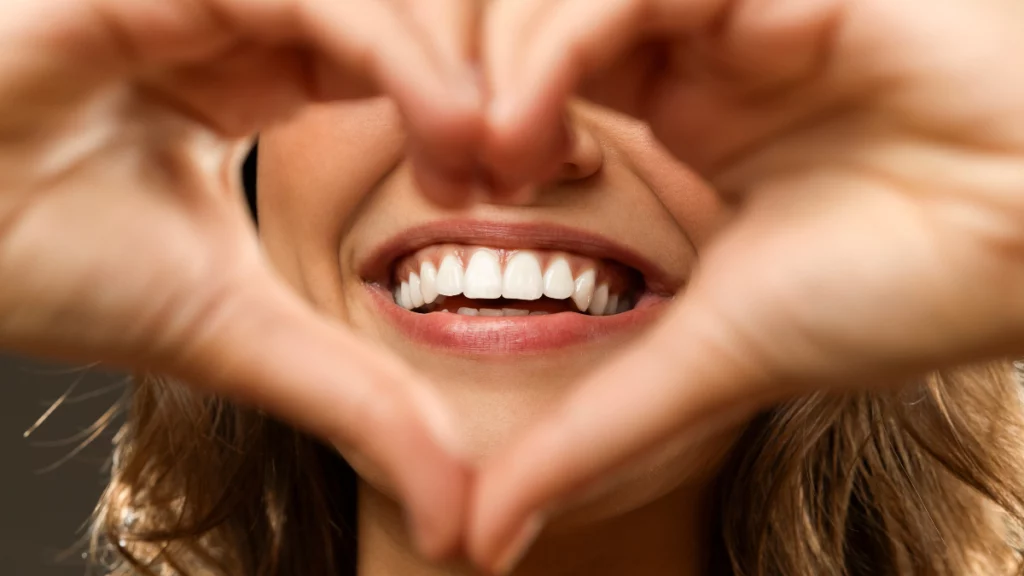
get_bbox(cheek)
[255,100,405,299]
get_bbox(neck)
[357,481,708,576]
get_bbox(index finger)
[483,0,729,191]
[11,0,481,152]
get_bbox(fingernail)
[493,513,546,575]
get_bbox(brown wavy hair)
[87,361,1024,575]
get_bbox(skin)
[259,99,732,575]
[2,0,1024,573]
[469,0,1024,569]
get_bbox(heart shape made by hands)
[3,1,1024,574]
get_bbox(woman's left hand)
[469,0,1024,571]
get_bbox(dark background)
[1,354,126,576]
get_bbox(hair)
[87,362,1024,576]
[88,147,1024,574]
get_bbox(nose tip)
[552,118,603,183]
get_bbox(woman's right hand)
[0,0,479,558]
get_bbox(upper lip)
[359,219,681,295]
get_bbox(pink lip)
[367,285,671,354]
[361,220,679,354]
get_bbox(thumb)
[163,270,469,560]
[467,295,775,573]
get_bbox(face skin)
[258,99,736,575]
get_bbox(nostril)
[552,119,603,184]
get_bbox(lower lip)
[366,285,671,354]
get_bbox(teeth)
[572,270,596,312]
[503,252,544,300]
[396,249,638,316]
[453,307,536,317]
[436,255,464,297]
[589,284,609,316]
[530,311,549,316]
[543,258,575,300]
[408,273,425,309]
[464,250,503,299]
[399,282,413,310]
[606,294,619,316]
[420,262,439,304]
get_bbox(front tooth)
[399,281,413,310]
[589,284,609,316]
[572,270,596,311]
[605,294,619,316]
[408,273,425,308]
[436,255,464,297]
[457,307,479,316]
[502,252,544,300]
[479,308,503,317]
[502,308,530,317]
[543,257,575,300]
[530,311,549,316]
[464,250,502,299]
[420,262,439,304]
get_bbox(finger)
[166,270,470,560]
[483,0,728,191]
[482,0,567,193]
[395,0,479,68]
[393,0,486,207]
[70,0,482,152]
[467,296,775,573]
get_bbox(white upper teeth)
[589,283,609,316]
[543,257,575,300]
[572,269,596,312]
[394,249,634,315]
[503,252,544,300]
[464,250,503,299]
[420,262,439,304]
[436,255,464,297]
[408,272,425,309]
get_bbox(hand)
[471,0,1024,570]
[0,0,482,558]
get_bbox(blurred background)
[1,354,127,576]
[0,144,262,576]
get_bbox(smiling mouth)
[361,221,675,353]
[390,244,644,318]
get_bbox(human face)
[257,98,734,524]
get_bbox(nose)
[484,111,604,205]
[551,114,604,183]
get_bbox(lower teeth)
[394,293,635,316]
[455,308,547,317]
